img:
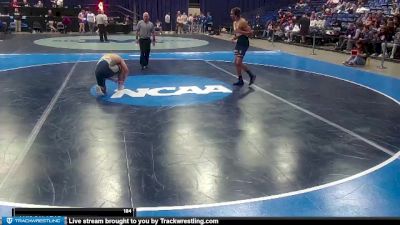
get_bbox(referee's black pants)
[98,24,108,42]
[139,38,151,67]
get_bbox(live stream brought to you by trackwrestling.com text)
[1,217,220,225]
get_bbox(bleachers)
[242,0,400,61]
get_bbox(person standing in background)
[78,9,86,33]
[181,12,188,33]
[188,14,194,33]
[87,10,96,33]
[164,13,171,32]
[13,8,22,32]
[136,12,155,70]
[96,10,108,42]
[176,11,183,34]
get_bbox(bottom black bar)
[66,217,400,225]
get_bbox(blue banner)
[2,217,64,225]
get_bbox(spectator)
[262,21,274,40]
[200,12,206,33]
[154,19,162,33]
[176,11,183,34]
[13,8,22,32]
[11,0,19,8]
[46,9,57,32]
[164,13,171,31]
[394,16,399,28]
[206,12,213,33]
[22,0,30,7]
[343,40,367,66]
[391,3,399,15]
[34,0,43,8]
[295,0,307,9]
[345,22,364,52]
[298,13,310,43]
[87,10,96,33]
[78,9,86,33]
[62,15,72,34]
[289,21,300,42]
[56,0,63,8]
[188,14,194,33]
[359,25,373,54]
[369,25,387,56]
[382,29,400,59]
[310,11,316,21]
[181,12,188,33]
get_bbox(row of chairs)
[32,21,66,32]
[6,20,65,33]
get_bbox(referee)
[136,12,156,70]
[96,10,108,42]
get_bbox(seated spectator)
[262,21,274,40]
[22,0,30,7]
[336,23,355,50]
[356,6,370,14]
[345,22,364,51]
[335,1,347,13]
[310,11,316,21]
[295,0,308,9]
[289,22,300,42]
[394,16,399,28]
[316,15,326,29]
[359,25,373,53]
[391,3,399,15]
[382,29,400,59]
[34,0,43,8]
[56,0,63,8]
[324,8,333,16]
[346,2,357,14]
[325,0,340,9]
[370,25,387,56]
[284,20,295,42]
[155,19,162,32]
[343,40,367,66]
[46,10,57,32]
[11,0,19,8]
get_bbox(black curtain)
[200,0,296,26]
[134,0,188,27]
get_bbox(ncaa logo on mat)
[90,75,233,106]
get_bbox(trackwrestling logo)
[90,75,233,107]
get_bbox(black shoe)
[249,74,256,85]
[233,80,244,86]
[141,66,144,70]
[246,70,256,85]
